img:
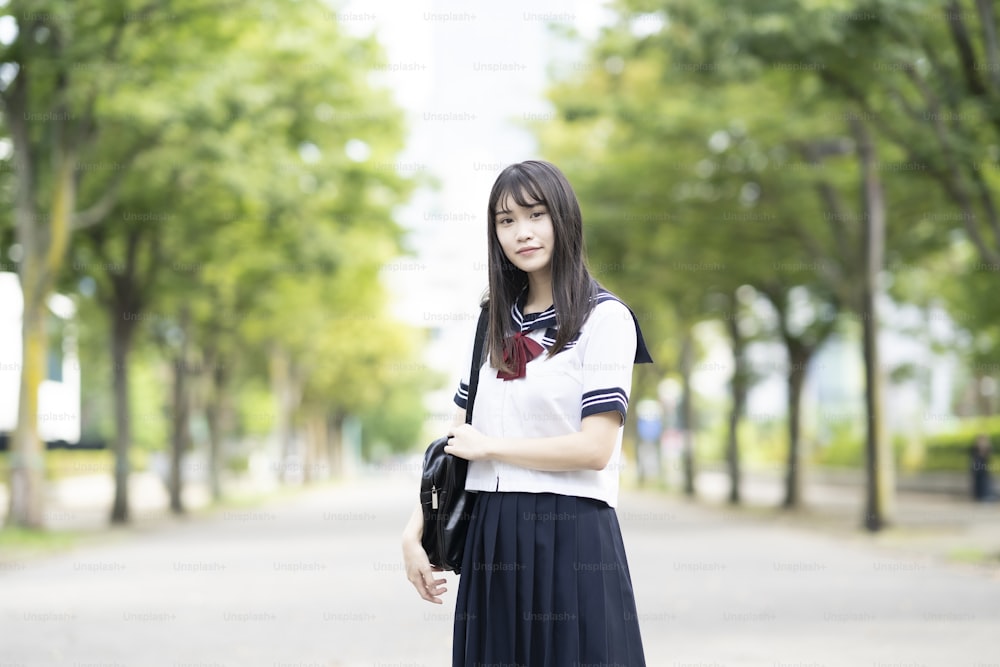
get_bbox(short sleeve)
[580,301,637,424]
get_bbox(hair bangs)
[492,168,547,217]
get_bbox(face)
[493,191,555,276]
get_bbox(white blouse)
[453,290,650,508]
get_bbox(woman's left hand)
[444,423,492,461]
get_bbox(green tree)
[0,0,235,527]
[6,0,417,526]
[538,1,955,528]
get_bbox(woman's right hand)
[402,505,448,604]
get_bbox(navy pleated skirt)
[452,491,646,666]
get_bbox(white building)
[0,272,81,447]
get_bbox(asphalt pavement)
[1,469,999,667]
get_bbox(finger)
[420,579,444,604]
[421,570,447,591]
[422,572,448,598]
[414,579,440,604]
[409,573,437,603]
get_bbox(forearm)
[487,430,610,472]
[402,504,422,542]
[446,411,621,473]
[485,411,623,472]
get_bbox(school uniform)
[451,286,652,666]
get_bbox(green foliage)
[812,426,866,468]
[695,418,787,466]
[1,0,422,474]
[359,364,443,459]
[739,418,789,467]
[0,526,80,553]
[922,417,1000,472]
[237,381,277,438]
[73,293,169,451]
[0,448,150,480]
[536,0,1000,507]
[811,416,1000,473]
[41,450,112,481]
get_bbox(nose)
[515,219,533,241]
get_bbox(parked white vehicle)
[0,271,81,447]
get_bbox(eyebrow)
[494,202,545,218]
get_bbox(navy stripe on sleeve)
[454,381,469,409]
[581,387,628,420]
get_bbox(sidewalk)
[1,470,998,667]
[686,466,1000,571]
[0,470,290,563]
[3,464,998,576]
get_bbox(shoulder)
[580,292,636,348]
[587,285,654,365]
[587,289,633,324]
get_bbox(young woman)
[402,160,652,666]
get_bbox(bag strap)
[464,305,489,425]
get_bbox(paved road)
[1,471,998,667]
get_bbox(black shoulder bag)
[419,305,488,574]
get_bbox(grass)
[0,525,80,549]
[947,546,1000,566]
[0,525,93,565]
[0,448,151,481]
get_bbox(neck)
[524,269,553,314]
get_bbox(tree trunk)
[6,302,47,529]
[168,307,194,513]
[109,311,136,524]
[327,413,344,479]
[853,117,894,531]
[725,311,744,505]
[303,411,329,484]
[679,329,696,497]
[783,344,809,508]
[169,367,189,514]
[7,154,77,528]
[204,354,226,502]
[302,411,315,484]
[269,345,301,484]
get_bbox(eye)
[497,217,513,225]
[530,210,546,219]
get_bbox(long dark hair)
[485,160,597,373]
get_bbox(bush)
[0,448,150,481]
[922,417,1000,472]
[811,428,910,470]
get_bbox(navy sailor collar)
[509,286,653,364]
[511,290,558,333]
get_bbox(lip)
[517,247,541,255]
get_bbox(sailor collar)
[511,291,558,334]
[507,287,653,364]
